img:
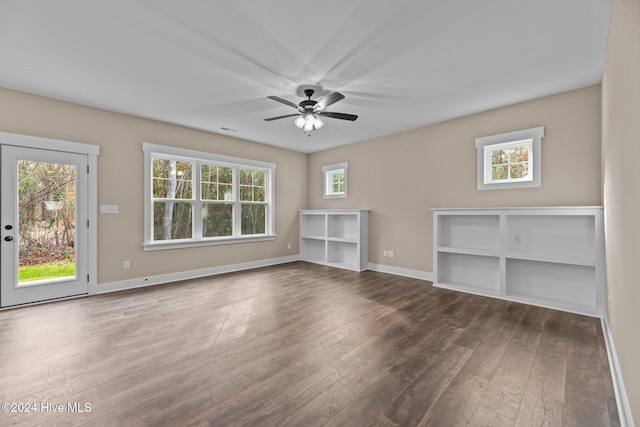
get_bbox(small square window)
[485,139,533,184]
[476,127,544,190]
[322,162,348,199]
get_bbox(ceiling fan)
[265,89,358,133]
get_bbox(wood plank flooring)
[0,262,619,426]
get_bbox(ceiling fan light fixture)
[303,119,315,132]
[303,111,320,132]
[294,115,305,128]
[313,116,324,129]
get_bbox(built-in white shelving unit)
[299,210,369,271]
[433,207,604,317]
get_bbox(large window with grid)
[143,143,275,250]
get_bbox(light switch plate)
[100,204,119,214]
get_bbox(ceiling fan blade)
[267,96,300,110]
[264,113,301,121]
[317,111,358,121]
[314,91,345,111]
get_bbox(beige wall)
[602,0,640,423]
[308,85,602,273]
[0,87,307,284]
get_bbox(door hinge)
[87,165,90,174]
[87,274,90,282]
[87,219,90,227]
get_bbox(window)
[485,139,532,184]
[322,162,348,199]
[143,143,275,250]
[476,126,544,190]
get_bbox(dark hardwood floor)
[0,262,619,426]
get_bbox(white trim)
[475,126,544,148]
[601,310,633,427]
[0,293,89,311]
[97,255,299,294]
[87,154,98,294]
[0,131,100,155]
[98,256,434,296]
[367,263,433,281]
[476,126,544,191]
[322,162,348,199]
[143,234,276,251]
[142,142,276,170]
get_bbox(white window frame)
[142,143,276,251]
[484,138,533,184]
[475,126,544,190]
[322,162,348,199]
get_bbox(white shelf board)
[505,252,596,266]
[437,246,500,257]
[327,237,358,244]
[434,281,500,298]
[300,234,326,241]
[326,261,360,271]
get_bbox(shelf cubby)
[327,214,359,241]
[300,213,326,238]
[300,238,326,263]
[438,215,500,251]
[507,214,595,259]
[505,258,596,308]
[437,252,500,294]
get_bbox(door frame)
[0,131,99,307]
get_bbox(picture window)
[143,143,275,250]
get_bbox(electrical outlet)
[383,250,388,257]
[287,243,292,249]
[388,250,394,258]
[123,260,130,270]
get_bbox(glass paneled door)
[1,146,89,307]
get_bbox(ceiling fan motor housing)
[299,100,316,110]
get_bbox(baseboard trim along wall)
[97,255,300,294]
[97,258,434,295]
[601,310,633,427]
[366,263,433,281]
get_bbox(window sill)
[143,234,276,251]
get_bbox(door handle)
[4,236,13,242]
[4,225,13,230]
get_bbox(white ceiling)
[0,1,611,153]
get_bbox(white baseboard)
[98,258,433,295]
[601,310,633,427]
[97,255,300,294]
[367,263,433,281]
